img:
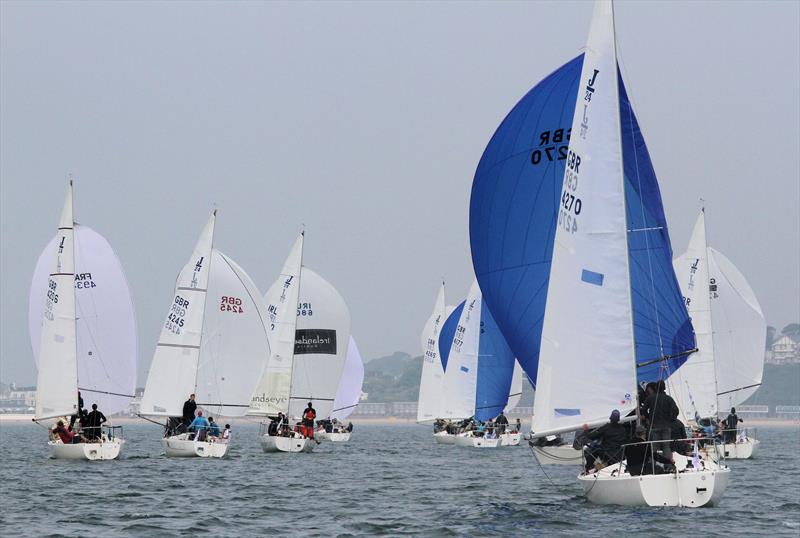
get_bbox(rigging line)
[78,388,136,398]
[717,383,761,397]
[636,348,698,369]
[136,414,165,427]
[527,442,557,488]
[331,403,358,412]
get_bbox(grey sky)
[2,0,798,386]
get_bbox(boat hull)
[434,431,456,444]
[499,432,521,447]
[711,438,759,460]
[162,434,229,458]
[261,435,315,453]
[454,433,500,448]
[49,439,124,461]
[532,445,583,465]
[579,461,730,507]
[316,431,351,443]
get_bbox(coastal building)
[766,334,800,365]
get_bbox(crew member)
[643,380,679,460]
[302,402,317,439]
[725,407,743,444]
[85,403,107,440]
[495,411,509,434]
[182,394,197,426]
[581,409,629,471]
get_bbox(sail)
[140,213,216,417]
[193,250,270,417]
[504,360,524,413]
[438,301,464,371]
[331,336,364,421]
[707,247,766,409]
[440,281,482,420]
[474,300,516,421]
[33,183,79,420]
[532,1,638,437]
[417,283,447,422]
[248,233,304,416]
[30,225,138,415]
[670,211,718,421]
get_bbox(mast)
[192,209,217,399]
[700,207,721,412]
[286,230,304,417]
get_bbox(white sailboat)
[139,211,270,458]
[316,336,363,442]
[671,210,766,459]
[417,283,457,444]
[249,233,351,453]
[530,1,729,506]
[30,181,136,460]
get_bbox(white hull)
[710,438,760,460]
[49,439,124,461]
[532,445,583,465]
[454,433,500,448]
[434,431,456,444]
[316,430,352,443]
[579,456,730,507]
[162,434,229,458]
[499,432,521,447]
[261,434,315,453]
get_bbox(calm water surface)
[0,422,798,536]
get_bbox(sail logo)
[688,258,700,291]
[709,278,719,299]
[294,329,337,355]
[580,68,600,139]
[58,236,65,254]
[250,393,287,405]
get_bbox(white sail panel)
[286,267,351,418]
[331,336,364,421]
[417,283,447,423]
[708,248,766,410]
[30,225,138,415]
[533,0,637,437]
[440,280,482,420]
[248,233,304,416]
[669,211,718,421]
[194,251,270,417]
[140,213,215,417]
[34,183,79,420]
[504,360,524,413]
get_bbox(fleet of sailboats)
[22,0,770,513]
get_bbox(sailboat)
[469,0,729,506]
[249,233,351,453]
[139,211,270,458]
[671,209,766,459]
[439,280,518,449]
[417,283,457,444]
[316,336,364,442]
[30,181,136,460]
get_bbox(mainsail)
[141,212,269,417]
[331,336,365,421]
[416,283,450,423]
[33,182,79,420]
[440,281,482,419]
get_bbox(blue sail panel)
[619,72,696,382]
[438,301,465,372]
[469,55,584,388]
[474,304,516,421]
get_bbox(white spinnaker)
[140,213,215,417]
[532,1,637,437]
[708,248,766,410]
[504,360,524,413]
[247,234,303,417]
[417,283,447,423]
[440,280,482,420]
[670,211,718,421]
[30,225,138,416]
[331,336,364,421]
[34,183,79,420]
[193,251,270,417]
[285,267,351,418]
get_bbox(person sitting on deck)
[221,424,231,441]
[189,410,210,441]
[581,409,629,472]
[625,425,673,476]
[670,417,691,456]
[346,422,353,433]
[207,417,221,439]
[85,404,107,441]
[52,420,85,444]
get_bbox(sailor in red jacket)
[52,420,83,444]
[302,402,317,439]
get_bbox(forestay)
[248,234,303,417]
[331,336,364,421]
[30,224,138,416]
[33,183,79,420]
[533,1,637,437]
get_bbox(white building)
[768,334,800,365]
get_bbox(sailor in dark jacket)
[643,381,679,460]
[182,394,197,426]
[582,410,629,471]
[626,425,673,476]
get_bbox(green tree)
[781,323,800,337]
[766,325,776,350]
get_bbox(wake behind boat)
[30,181,136,461]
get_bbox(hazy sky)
[2,1,798,386]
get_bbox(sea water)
[0,423,798,536]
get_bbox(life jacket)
[304,408,316,421]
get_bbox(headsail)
[331,336,365,421]
[30,224,138,416]
[33,182,79,420]
[533,0,638,437]
[440,281,482,420]
[475,297,516,421]
[504,360,524,413]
